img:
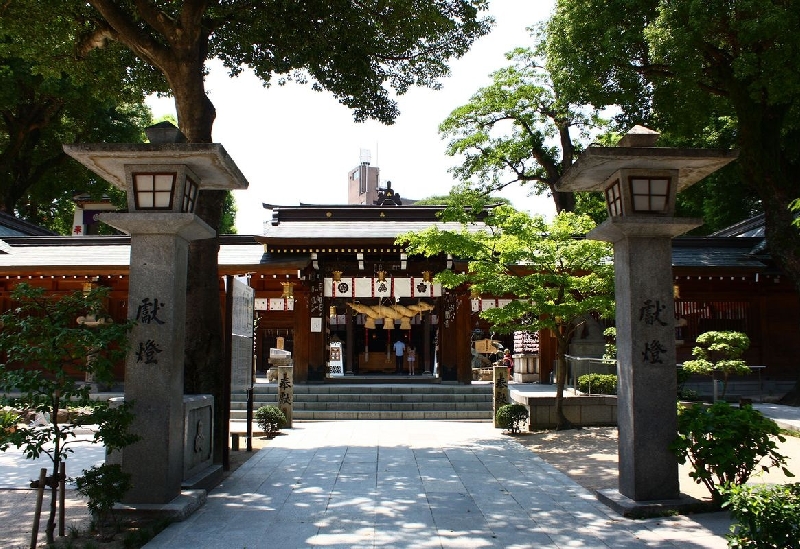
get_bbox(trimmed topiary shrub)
[496,403,529,435]
[670,401,793,505]
[722,482,800,549]
[254,405,286,438]
[577,373,617,395]
[682,330,752,400]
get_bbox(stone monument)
[556,126,737,502]
[64,124,249,506]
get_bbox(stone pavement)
[4,398,799,548]
[144,420,731,549]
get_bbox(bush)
[0,408,20,432]
[254,405,286,438]
[75,464,132,539]
[670,401,793,504]
[577,373,617,395]
[682,330,752,400]
[722,482,800,549]
[496,403,529,435]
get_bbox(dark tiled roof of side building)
[0,211,57,237]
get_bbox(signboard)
[230,277,254,390]
[329,341,344,377]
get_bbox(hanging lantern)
[377,270,387,282]
[332,271,342,282]
[422,271,432,282]
[329,305,337,318]
[281,282,294,298]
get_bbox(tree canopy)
[399,203,614,428]
[0,56,150,233]
[3,0,492,462]
[439,46,607,214]
[544,0,800,290]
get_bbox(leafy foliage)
[544,0,800,315]
[0,408,20,430]
[670,402,793,505]
[254,405,286,439]
[399,202,614,429]
[683,331,752,400]
[577,373,617,395]
[721,482,800,549]
[439,46,607,213]
[74,463,132,539]
[0,283,137,543]
[496,403,529,435]
[0,56,151,233]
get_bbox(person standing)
[407,345,416,376]
[393,337,406,374]
[502,349,513,379]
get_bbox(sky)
[146,0,557,235]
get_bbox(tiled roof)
[0,235,265,272]
[711,214,766,237]
[0,211,56,236]
[671,237,766,270]
[260,220,478,243]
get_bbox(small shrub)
[670,401,793,504]
[254,405,286,438]
[577,373,617,395]
[722,482,800,549]
[678,388,700,402]
[496,403,528,435]
[682,330,751,400]
[0,408,20,432]
[75,463,132,540]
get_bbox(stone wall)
[511,393,617,430]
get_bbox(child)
[407,345,416,376]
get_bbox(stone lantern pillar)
[64,124,249,505]
[556,126,737,502]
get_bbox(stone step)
[230,383,494,421]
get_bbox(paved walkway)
[145,420,731,549]
[4,395,799,548]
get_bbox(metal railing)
[564,355,617,393]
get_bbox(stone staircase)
[231,383,494,421]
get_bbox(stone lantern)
[556,126,737,504]
[64,124,249,507]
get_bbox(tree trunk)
[732,98,800,404]
[554,334,573,430]
[166,50,227,464]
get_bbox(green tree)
[399,199,615,429]
[4,0,490,463]
[544,0,800,305]
[439,45,608,214]
[683,330,752,401]
[0,284,138,544]
[0,56,151,233]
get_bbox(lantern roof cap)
[63,142,249,191]
[556,126,738,193]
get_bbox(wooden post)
[30,468,46,549]
[58,462,66,537]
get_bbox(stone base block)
[113,489,207,522]
[182,464,223,493]
[596,489,716,518]
[513,373,540,383]
[513,394,618,430]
